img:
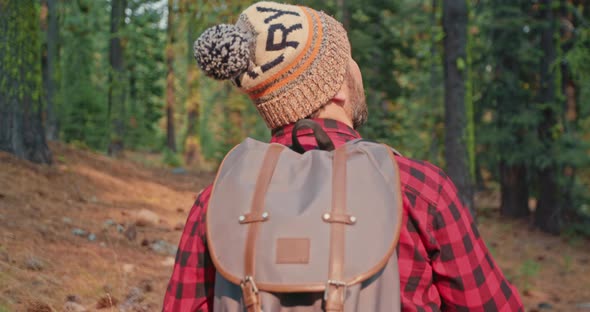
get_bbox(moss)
[0,0,42,104]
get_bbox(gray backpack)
[207,122,403,312]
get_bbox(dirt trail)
[0,143,213,311]
[0,143,588,311]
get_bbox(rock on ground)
[24,256,44,271]
[150,240,177,256]
[134,209,160,227]
[63,301,87,312]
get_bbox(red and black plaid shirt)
[163,119,524,311]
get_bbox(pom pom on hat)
[194,24,251,80]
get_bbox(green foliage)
[17,0,589,230]
[59,0,109,150]
[56,154,67,164]
[564,224,590,241]
[198,79,223,161]
[295,0,447,161]
[125,0,167,150]
[55,0,167,152]
[566,28,590,112]
[476,0,543,171]
[162,147,183,167]
[518,259,541,291]
[197,78,269,164]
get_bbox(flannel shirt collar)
[270,119,361,148]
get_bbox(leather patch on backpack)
[276,238,310,264]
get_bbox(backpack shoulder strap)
[347,138,403,157]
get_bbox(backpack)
[206,120,403,312]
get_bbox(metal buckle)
[323,280,347,301]
[240,276,259,294]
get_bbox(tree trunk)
[337,0,349,31]
[535,0,561,234]
[41,0,48,121]
[108,0,127,156]
[442,0,475,217]
[41,0,59,141]
[166,0,177,152]
[185,0,198,139]
[128,62,139,146]
[464,0,476,193]
[500,162,530,218]
[559,0,577,222]
[0,0,52,164]
[428,0,441,163]
[184,0,200,165]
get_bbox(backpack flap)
[207,138,403,295]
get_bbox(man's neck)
[315,103,354,129]
[271,118,360,138]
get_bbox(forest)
[1,0,590,311]
[3,0,588,233]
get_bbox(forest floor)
[0,142,589,312]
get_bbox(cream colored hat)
[194,1,351,129]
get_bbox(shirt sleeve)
[429,174,524,311]
[162,186,216,312]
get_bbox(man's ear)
[331,89,346,107]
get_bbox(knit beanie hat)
[194,1,351,129]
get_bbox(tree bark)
[500,162,530,218]
[442,0,475,217]
[184,0,200,165]
[0,0,52,164]
[185,0,198,138]
[559,0,577,222]
[129,63,138,142]
[41,0,59,141]
[337,0,349,31]
[166,0,177,152]
[535,0,561,234]
[41,0,48,123]
[108,0,127,156]
[428,0,441,163]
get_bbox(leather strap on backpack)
[291,119,335,153]
[324,146,349,312]
[241,144,285,312]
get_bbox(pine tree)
[166,0,177,153]
[479,0,536,219]
[184,0,202,165]
[0,0,52,164]
[563,1,590,227]
[60,0,108,150]
[41,0,59,141]
[108,0,127,156]
[443,0,475,217]
[535,0,562,234]
[125,0,166,150]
